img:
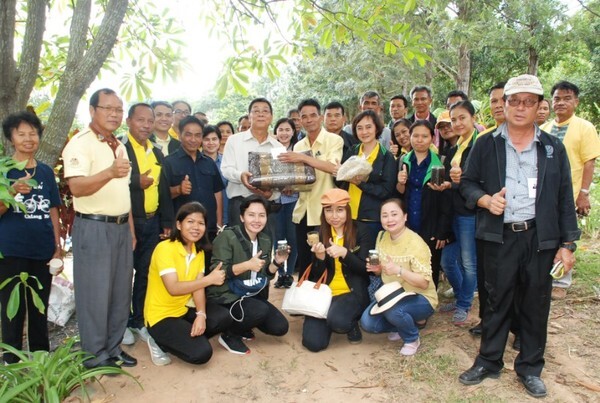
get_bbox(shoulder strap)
[230,226,253,259]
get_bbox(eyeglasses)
[174,109,190,116]
[506,98,538,108]
[250,109,271,116]
[96,105,124,114]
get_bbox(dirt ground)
[59,278,600,403]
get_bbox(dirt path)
[66,283,600,403]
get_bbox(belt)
[504,218,536,232]
[76,212,129,225]
[146,211,156,219]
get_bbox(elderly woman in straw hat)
[302,188,374,352]
[360,198,438,356]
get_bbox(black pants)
[294,214,319,277]
[475,228,555,377]
[225,296,289,336]
[129,215,161,328]
[147,301,232,365]
[426,238,442,290]
[0,257,52,364]
[302,292,363,352]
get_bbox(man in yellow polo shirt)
[62,88,136,369]
[542,81,600,300]
[279,99,343,276]
[122,103,174,343]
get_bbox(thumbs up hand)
[488,187,507,215]
[398,164,408,185]
[449,160,462,184]
[180,174,192,195]
[140,169,154,189]
[111,149,131,178]
[248,250,266,272]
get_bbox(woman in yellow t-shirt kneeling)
[144,202,231,365]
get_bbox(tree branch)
[0,0,17,108]
[576,0,600,18]
[15,0,47,108]
[65,0,91,68]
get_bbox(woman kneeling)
[302,189,373,352]
[360,198,438,356]
[144,202,231,365]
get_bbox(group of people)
[1,72,598,399]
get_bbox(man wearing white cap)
[458,74,580,398]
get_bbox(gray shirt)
[496,123,539,223]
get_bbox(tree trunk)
[36,0,129,167]
[0,0,19,154]
[527,46,539,76]
[457,43,471,95]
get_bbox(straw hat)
[370,282,416,315]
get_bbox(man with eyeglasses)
[62,88,138,370]
[221,97,281,227]
[170,100,192,140]
[541,81,600,300]
[458,75,580,398]
[150,101,180,157]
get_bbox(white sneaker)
[130,326,151,343]
[399,338,420,356]
[387,332,402,341]
[147,336,171,366]
[122,328,135,345]
[443,287,455,298]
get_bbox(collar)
[413,111,431,121]
[553,114,575,127]
[127,132,152,151]
[241,129,278,146]
[497,122,541,143]
[174,239,197,257]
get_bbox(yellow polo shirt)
[144,240,205,327]
[292,128,343,226]
[348,143,379,220]
[542,115,600,199]
[168,127,179,140]
[328,227,350,296]
[62,127,131,215]
[127,133,160,214]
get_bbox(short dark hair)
[203,125,222,140]
[324,101,345,116]
[381,198,407,215]
[351,110,384,141]
[488,81,507,96]
[240,195,270,216]
[150,101,173,110]
[409,85,432,99]
[449,100,476,116]
[360,91,381,104]
[216,121,235,134]
[390,118,412,153]
[410,120,435,137]
[127,103,153,119]
[390,95,408,108]
[170,202,212,252]
[3,111,44,141]
[172,100,192,112]
[446,90,468,103]
[298,98,321,114]
[248,97,273,114]
[287,108,299,117]
[89,88,117,107]
[551,81,580,98]
[273,118,298,148]
[238,115,249,124]
[178,115,205,134]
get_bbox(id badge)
[527,178,537,199]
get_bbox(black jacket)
[399,150,453,242]
[460,127,580,250]
[308,222,373,310]
[335,144,398,222]
[122,136,174,230]
[149,133,180,156]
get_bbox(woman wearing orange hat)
[302,188,374,352]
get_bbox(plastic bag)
[47,276,75,326]
[336,156,373,181]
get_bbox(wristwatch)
[560,243,577,252]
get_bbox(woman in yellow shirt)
[302,189,374,352]
[360,198,438,356]
[144,202,230,365]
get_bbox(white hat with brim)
[370,282,416,315]
[504,74,544,96]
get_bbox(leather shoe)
[459,365,500,385]
[112,351,137,367]
[469,322,482,336]
[518,375,547,398]
[85,358,120,370]
[512,334,521,351]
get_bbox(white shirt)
[221,130,282,199]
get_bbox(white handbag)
[282,264,332,319]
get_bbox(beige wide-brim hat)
[370,281,416,315]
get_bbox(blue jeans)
[360,294,434,343]
[274,201,298,276]
[441,214,477,312]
